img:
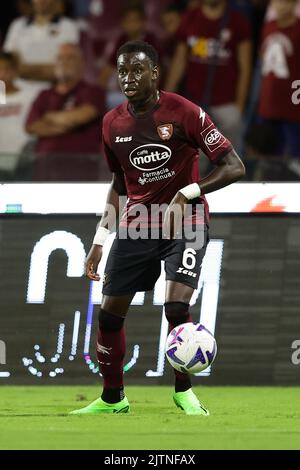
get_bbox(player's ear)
[152,65,159,81]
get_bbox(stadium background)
[1,183,300,386]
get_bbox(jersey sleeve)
[181,99,233,163]
[102,114,123,173]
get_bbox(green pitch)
[0,386,300,450]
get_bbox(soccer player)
[70,41,245,416]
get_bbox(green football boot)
[173,389,209,416]
[69,396,130,415]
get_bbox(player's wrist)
[93,226,110,246]
[179,183,201,200]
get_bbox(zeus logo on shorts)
[176,267,197,278]
[129,144,172,171]
[201,123,226,152]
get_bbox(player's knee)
[98,308,125,331]
[164,301,190,326]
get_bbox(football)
[165,323,217,374]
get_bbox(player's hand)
[85,244,103,281]
[163,192,188,239]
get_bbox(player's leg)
[161,227,210,415]
[165,280,209,416]
[70,234,160,415]
[165,280,194,393]
[97,294,134,404]
[70,293,134,415]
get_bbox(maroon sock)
[96,326,126,393]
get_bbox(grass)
[0,386,300,450]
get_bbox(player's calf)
[164,302,192,392]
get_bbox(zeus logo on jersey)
[129,144,172,171]
[115,136,132,143]
[201,123,226,152]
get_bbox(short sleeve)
[182,100,233,163]
[25,90,48,127]
[102,114,123,173]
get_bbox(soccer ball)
[165,323,217,374]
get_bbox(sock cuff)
[98,308,125,331]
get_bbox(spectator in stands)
[266,0,300,20]
[98,4,159,109]
[160,4,184,88]
[165,0,252,149]
[26,43,106,181]
[88,0,127,57]
[1,1,34,46]
[0,52,37,177]
[3,0,79,93]
[258,0,300,173]
[70,0,92,18]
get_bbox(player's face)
[117,52,158,103]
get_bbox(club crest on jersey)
[157,124,173,141]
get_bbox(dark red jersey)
[102,91,232,226]
[259,19,300,122]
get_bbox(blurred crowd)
[0,0,299,182]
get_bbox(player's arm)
[85,172,127,281]
[165,42,188,92]
[163,104,245,237]
[163,150,245,237]
[172,149,245,203]
[197,149,245,195]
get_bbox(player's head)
[116,41,159,103]
[271,0,297,20]
[0,52,19,86]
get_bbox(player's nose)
[124,72,137,85]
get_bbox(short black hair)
[116,40,159,66]
[0,52,19,68]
